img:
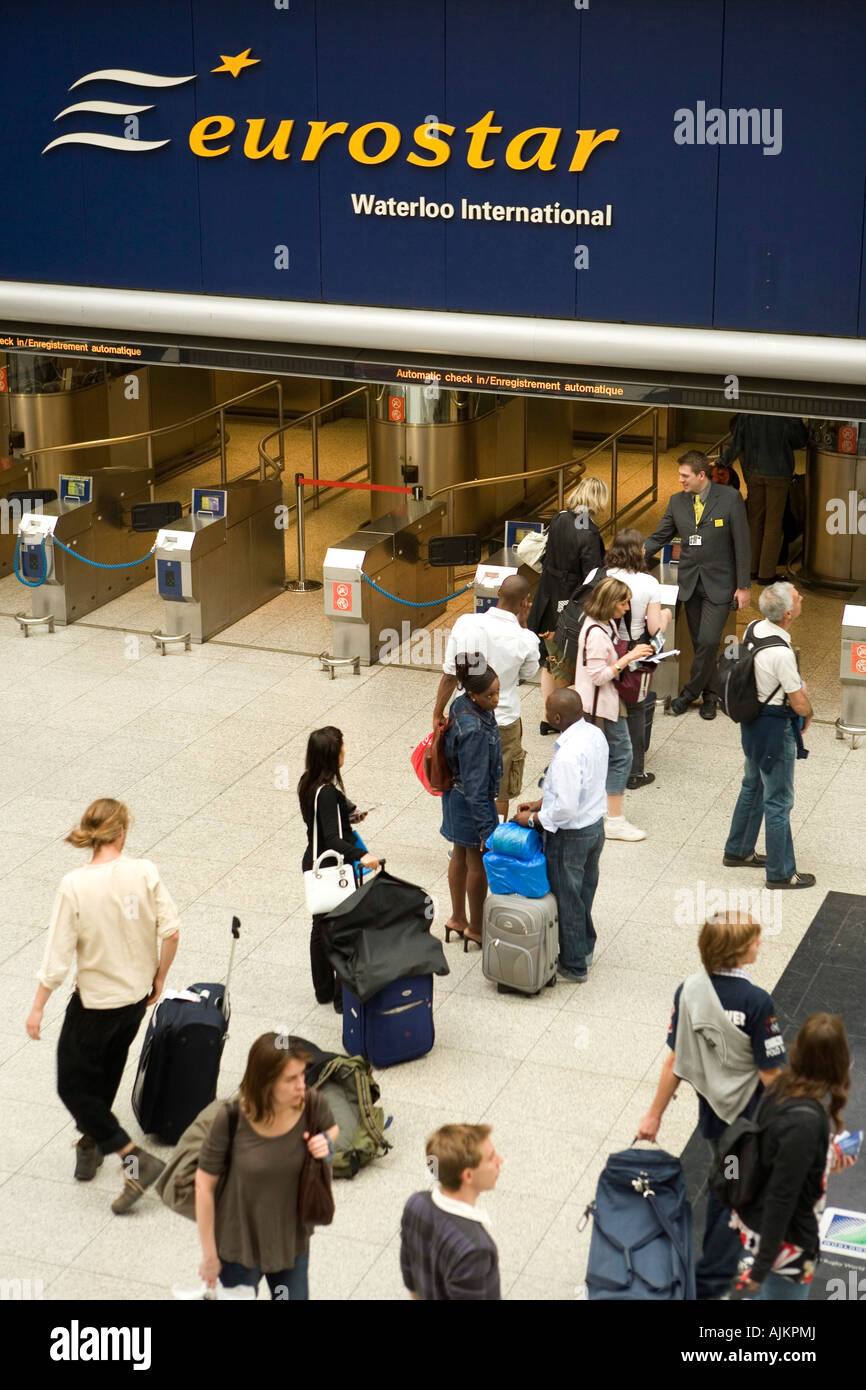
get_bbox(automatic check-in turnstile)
[652,561,738,707]
[836,588,866,748]
[0,457,37,579]
[153,479,284,648]
[15,466,156,628]
[322,499,447,670]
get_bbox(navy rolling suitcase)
[132,917,239,1144]
[342,975,434,1067]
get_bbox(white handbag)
[515,527,547,573]
[303,786,357,915]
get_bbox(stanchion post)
[557,468,564,510]
[652,408,659,505]
[610,437,619,531]
[276,383,285,470]
[219,408,227,485]
[312,415,320,510]
[146,435,155,502]
[285,473,322,593]
[364,387,373,480]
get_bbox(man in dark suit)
[645,451,751,720]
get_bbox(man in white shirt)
[433,574,540,816]
[723,582,815,888]
[513,687,609,982]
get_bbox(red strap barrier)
[295,475,420,496]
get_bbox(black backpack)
[708,1096,826,1211]
[716,620,789,723]
[554,566,610,665]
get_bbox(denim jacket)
[445,693,502,842]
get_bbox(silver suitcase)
[482,892,558,995]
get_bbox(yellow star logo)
[212,49,260,78]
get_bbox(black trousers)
[310,918,337,1003]
[681,578,731,704]
[56,990,148,1154]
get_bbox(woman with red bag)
[572,577,654,843]
[439,655,502,948]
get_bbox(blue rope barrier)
[360,572,473,607]
[50,535,156,570]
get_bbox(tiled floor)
[0,414,860,1301]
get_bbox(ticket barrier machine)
[152,479,284,649]
[321,499,447,672]
[14,466,156,631]
[0,457,39,579]
[653,560,737,707]
[836,587,866,748]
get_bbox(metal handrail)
[428,405,660,542]
[19,378,286,489]
[258,386,372,511]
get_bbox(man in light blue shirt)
[513,689,608,982]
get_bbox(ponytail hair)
[66,799,130,850]
[454,653,498,695]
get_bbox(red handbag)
[410,732,441,796]
[423,719,453,792]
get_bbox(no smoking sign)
[852,642,866,675]
[332,581,353,613]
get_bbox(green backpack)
[299,1041,393,1179]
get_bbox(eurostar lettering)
[188,110,620,170]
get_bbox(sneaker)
[766,873,816,890]
[668,695,692,716]
[723,852,767,867]
[111,1147,166,1214]
[626,773,655,790]
[557,966,588,984]
[539,720,557,736]
[699,700,719,721]
[74,1135,104,1182]
[604,817,647,841]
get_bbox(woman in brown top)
[196,1034,338,1300]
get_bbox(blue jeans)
[724,723,796,881]
[543,819,604,973]
[220,1252,309,1300]
[756,1270,811,1301]
[601,715,633,796]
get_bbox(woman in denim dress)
[440,655,502,949]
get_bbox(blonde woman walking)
[26,799,180,1213]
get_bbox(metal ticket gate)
[152,479,284,649]
[836,588,866,747]
[321,500,446,670]
[14,466,155,630]
[0,457,37,579]
[653,561,737,707]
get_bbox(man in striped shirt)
[400,1124,502,1300]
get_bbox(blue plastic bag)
[483,849,550,897]
[486,823,542,862]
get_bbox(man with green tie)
[645,451,751,720]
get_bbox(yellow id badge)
[714,518,724,527]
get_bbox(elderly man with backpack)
[720,581,815,889]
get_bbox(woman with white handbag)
[299,727,380,1013]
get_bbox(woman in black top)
[528,476,608,733]
[299,726,379,1010]
[732,1012,857,1300]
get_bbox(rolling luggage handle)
[189,916,240,1022]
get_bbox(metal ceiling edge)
[2,280,866,387]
